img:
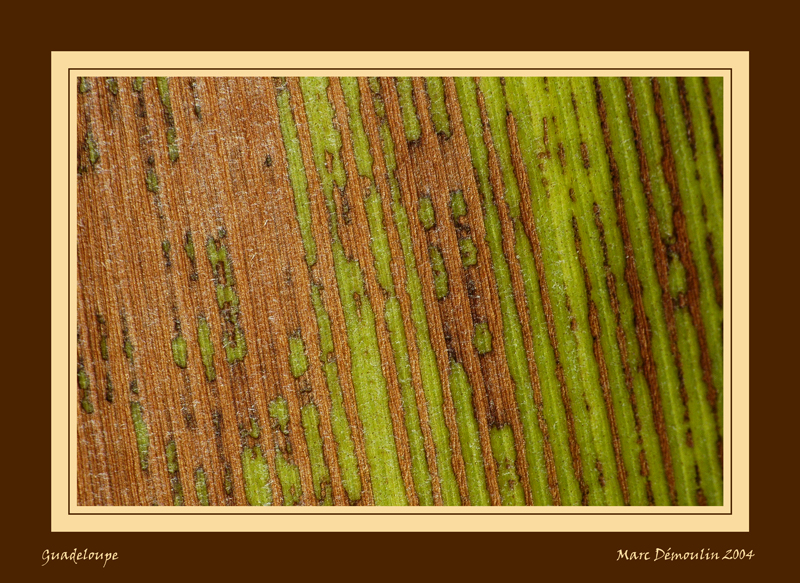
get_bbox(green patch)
[309,285,362,501]
[365,190,395,294]
[215,284,239,311]
[426,77,451,137]
[194,468,209,506]
[242,446,273,506]
[206,239,247,364]
[171,480,184,506]
[310,285,334,359]
[124,338,134,362]
[171,334,188,369]
[105,373,114,403]
[459,237,478,267]
[396,77,421,141]
[197,317,216,381]
[190,79,202,119]
[224,326,247,364]
[249,417,260,439]
[275,450,303,506]
[184,232,196,264]
[368,77,380,94]
[166,440,179,474]
[490,425,526,506]
[456,76,556,505]
[156,77,173,117]
[106,78,119,96]
[301,77,407,506]
[418,196,436,230]
[129,401,150,470]
[473,322,493,355]
[450,190,467,220]
[224,465,233,496]
[269,397,290,435]
[166,440,184,506]
[156,77,179,161]
[298,77,346,219]
[302,404,333,505]
[289,334,309,378]
[275,81,318,267]
[385,296,434,505]
[78,365,93,414]
[668,254,688,297]
[449,362,489,505]
[371,83,461,505]
[166,127,179,162]
[429,245,449,299]
[86,130,100,166]
[145,168,159,194]
[340,77,374,180]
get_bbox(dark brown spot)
[706,235,723,307]
[542,117,550,149]
[702,77,724,183]
[505,108,587,504]
[652,78,720,433]
[677,78,697,161]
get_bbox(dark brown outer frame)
[9,5,782,579]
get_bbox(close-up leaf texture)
[76,76,724,506]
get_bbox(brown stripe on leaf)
[474,80,559,505]
[285,77,375,505]
[328,78,419,505]
[357,77,445,506]
[558,142,567,168]
[581,143,591,169]
[595,459,605,488]
[639,449,656,505]
[676,78,697,161]
[572,217,630,505]
[706,234,723,308]
[380,76,471,505]
[418,76,508,505]
[651,78,720,427]
[592,203,649,489]
[542,117,550,150]
[596,77,677,505]
[506,110,589,505]
[702,77,724,184]
[262,78,354,506]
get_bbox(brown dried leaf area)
[76,77,724,507]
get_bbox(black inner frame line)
[66,67,734,517]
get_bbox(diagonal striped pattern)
[76,76,723,506]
